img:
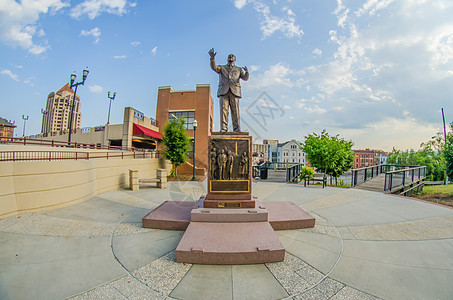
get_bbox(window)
[169,111,195,129]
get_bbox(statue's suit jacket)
[211,59,249,98]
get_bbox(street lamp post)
[41,108,48,137]
[68,69,89,144]
[22,115,29,137]
[191,119,198,181]
[442,108,449,184]
[107,91,116,124]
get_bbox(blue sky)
[1,0,452,151]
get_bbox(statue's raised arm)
[209,48,220,73]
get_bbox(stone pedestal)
[141,131,316,265]
[204,132,254,208]
[156,169,167,189]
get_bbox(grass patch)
[413,183,453,207]
[422,184,453,194]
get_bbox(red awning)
[132,123,162,139]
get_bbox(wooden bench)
[129,169,167,190]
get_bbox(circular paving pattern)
[0,181,452,299]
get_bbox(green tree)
[301,130,354,185]
[162,118,190,176]
[386,134,447,181]
[299,166,314,186]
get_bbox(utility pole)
[442,108,449,184]
[22,115,29,137]
[107,91,116,124]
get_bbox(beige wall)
[0,157,171,218]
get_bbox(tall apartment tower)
[42,83,81,136]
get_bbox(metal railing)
[351,164,386,187]
[261,161,298,170]
[351,164,420,187]
[384,166,426,192]
[0,150,160,162]
[0,136,131,151]
[286,163,303,182]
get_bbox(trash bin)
[260,168,268,179]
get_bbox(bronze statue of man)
[209,48,249,132]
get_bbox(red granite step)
[142,201,194,230]
[264,201,316,230]
[175,222,285,264]
[191,206,268,222]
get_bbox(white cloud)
[0,0,68,54]
[282,7,295,17]
[88,85,103,93]
[23,76,35,87]
[70,0,134,20]
[255,2,303,38]
[234,0,248,9]
[305,105,327,114]
[312,48,322,57]
[131,41,141,46]
[249,65,260,72]
[233,1,303,39]
[1,69,19,81]
[151,46,157,56]
[80,27,101,43]
[352,117,439,150]
[247,63,306,89]
[113,55,127,59]
[355,0,396,17]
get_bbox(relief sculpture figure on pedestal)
[226,150,234,180]
[217,149,227,180]
[210,146,217,179]
[240,151,249,179]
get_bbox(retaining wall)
[0,157,171,218]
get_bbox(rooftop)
[0,117,15,126]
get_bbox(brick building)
[353,149,375,169]
[0,117,16,140]
[156,85,214,169]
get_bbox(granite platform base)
[142,196,315,264]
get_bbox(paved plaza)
[0,181,452,299]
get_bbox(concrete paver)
[170,265,232,300]
[0,181,452,299]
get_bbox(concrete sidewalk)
[0,181,452,299]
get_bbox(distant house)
[252,143,268,165]
[278,139,307,165]
[260,139,307,165]
[353,149,387,168]
[0,117,16,140]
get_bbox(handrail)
[286,163,303,182]
[384,166,426,192]
[351,164,426,188]
[0,150,160,162]
[0,136,154,152]
[351,164,386,187]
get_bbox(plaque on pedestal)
[205,132,254,208]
